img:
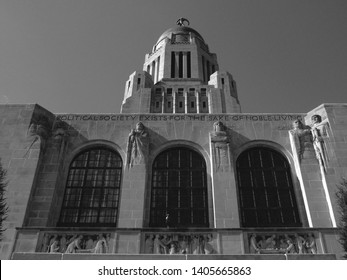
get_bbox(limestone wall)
[0,104,54,259]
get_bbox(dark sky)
[0,0,346,114]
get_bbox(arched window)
[236,147,301,227]
[58,147,122,227]
[150,147,208,227]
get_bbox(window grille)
[58,148,122,226]
[150,147,209,227]
[236,147,301,227]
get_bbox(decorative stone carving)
[289,119,313,161]
[24,119,51,157]
[38,233,111,254]
[310,114,329,172]
[144,233,218,255]
[126,122,149,168]
[52,122,69,162]
[176,17,190,26]
[210,121,229,171]
[248,233,317,254]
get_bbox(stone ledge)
[11,253,337,260]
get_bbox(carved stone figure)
[203,235,216,254]
[310,114,329,171]
[211,121,229,171]
[289,119,313,161]
[169,243,177,254]
[41,233,50,252]
[153,235,166,254]
[179,236,189,254]
[59,234,67,253]
[65,235,83,253]
[49,239,59,253]
[295,233,306,254]
[176,17,190,26]
[213,121,225,133]
[85,236,94,250]
[145,234,154,254]
[285,238,296,254]
[94,234,107,254]
[305,234,317,254]
[265,234,276,249]
[249,234,260,253]
[126,122,149,167]
[191,235,201,254]
[24,122,50,157]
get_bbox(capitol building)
[0,19,345,260]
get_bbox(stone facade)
[1,21,346,259]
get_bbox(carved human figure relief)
[210,121,229,171]
[248,233,317,254]
[310,114,329,171]
[24,122,50,157]
[126,122,149,167]
[144,233,217,255]
[289,119,313,162]
[93,234,108,254]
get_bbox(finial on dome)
[176,18,190,26]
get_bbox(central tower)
[121,19,241,114]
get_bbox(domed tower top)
[156,18,206,46]
[121,19,241,114]
[143,18,217,84]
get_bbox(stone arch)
[144,140,213,228]
[51,140,125,227]
[234,140,307,227]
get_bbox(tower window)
[171,52,175,78]
[202,56,206,82]
[191,101,195,108]
[201,88,206,96]
[155,88,162,95]
[155,101,160,108]
[179,101,183,108]
[168,101,171,108]
[187,52,191,78]
[202,101,207,108]
[167,88,173,95]
[221,78,225,85]
[178,88,184,96]
[179,52,183,78]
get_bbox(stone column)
[161,91,165,113]
[173,91,177,114]
[184,91,188,114]
[195,91,200,114]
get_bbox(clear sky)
[0,0,346,114]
